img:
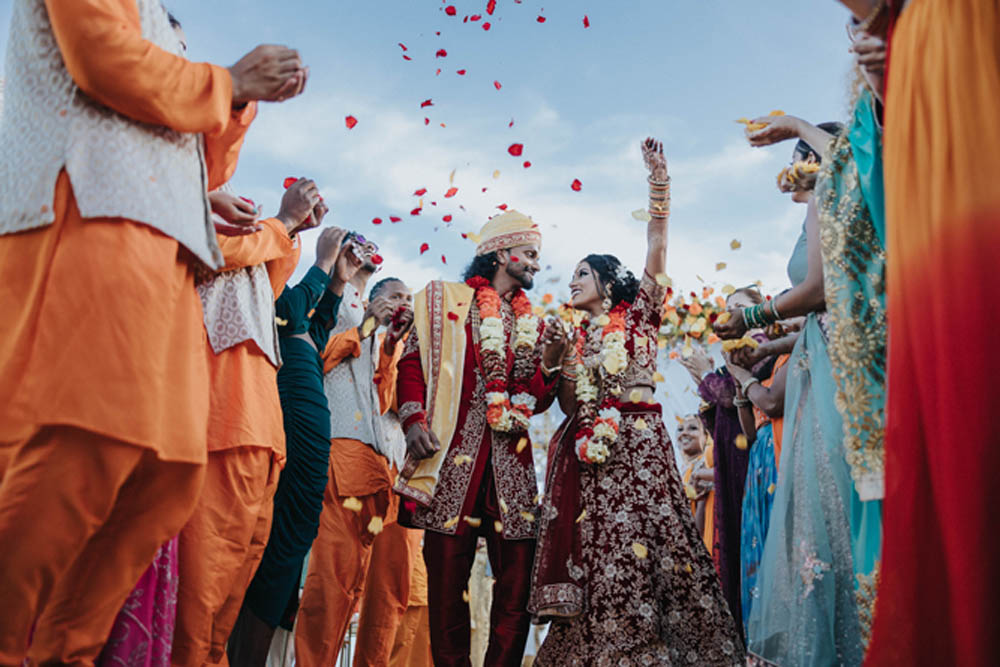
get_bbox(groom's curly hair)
[461,251,500,282]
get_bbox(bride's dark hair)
[582,254,640,306]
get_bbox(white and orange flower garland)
[574,303,629,464]
[468,276,539,433]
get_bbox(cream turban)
[475,210,542,256]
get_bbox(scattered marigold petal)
[684,484,698,499]
[464,516,482,527]
[275,316,288,326]
[570,178,583,191]
[583,15,590,28]
[652,371,665,382]
[462,590,470,602]
[633,542,649,559]
[654,273,671,287]
[354,411,363,421]
[345,115,358,129]
[367,517,384,535]
[372,217,382,225]
[635,417,648,430]
[419,243,429,254]
[715,262,727,271]
[735,434,749,450]
[492,170,501,179]
[435,68,441,76]
[444,187,458,198]
[361,316,377,338]
[632,208,652,222]
[730,239,742,250]
[494,520,503,532]
[494,80,502,90]
[768,110,786,116]
[454,453,473,465]
[542,293,554,304]
[629,389,643,403]
[716,311,732,324]
[420,99,433,108]
[707,333,721,344]
[520,511,536,522]
[499,498,509,514]
[342,496,363,512]
[507,143,524,156]
[444,516,460,529]
[768,483,776,494]
[516,437,528,454]
[576,509,587,523]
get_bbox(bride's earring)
[602,297,613,312]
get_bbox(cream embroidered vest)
[0,0,223,268]
[197,184,283,368]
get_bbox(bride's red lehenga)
[529,271,744,666]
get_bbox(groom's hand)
[405,422,440,460]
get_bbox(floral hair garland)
[467,276,540,433]
[574,301,629,464]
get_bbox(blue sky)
[0,0,857,422]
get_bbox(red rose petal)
[444,187,458,198]
[424,117,430,125]
[283,177,297,189]
[470,14,481,21]
[510,256,519,262]
[523,161,531,168]
[457,69,467,75]
[414,188,427,196]
[443,214,453,222]
[239,196,256,208]
[398,42,408,51]
[435,68,441,76]
[537,15,546,23]
[482,21,491,30]
[461,233,468,239]
[441,255,447,264]
[509,118,514,128]
[497,203,508,210]
[389,216,402,223]
[486,0,496,14]
[463,16,469,23]
[420,243,430,254]
[372,217,383,225]
[402,54,412,61]
[345,115,358,129]
[420,99,434,108]
[583,15,590,28]
[445,5,456,15]
[507,143,524,156]
[447,311,458,320]
[371,254,384,265]
[571,178,583,191]
[481,187,488,192]
[494,80,502,90]
[410,207,422,216]
[436,49,448,58]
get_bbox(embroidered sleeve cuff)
[400,402,426,431]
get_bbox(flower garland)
[467,276,540,433]
[574,302,629,464]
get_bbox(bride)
[529,138,744,665]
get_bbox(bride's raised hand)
[641,137,668,182]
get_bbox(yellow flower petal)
[632,542,649,559]
[367,516,384,535]
[516,437,528,454]
[454,454,474,466]
[768,109,786,116]
[575,509,587,523]
[735,434,749,450]
[595,314,611,327]
[462,590,470,603]
[492,170,500,180]
[443,516,460,529]
[767,483,776,495]
[499,498,509,514]
[684,563,693,573]
[354,411,363,422]
[494,520,504,533]
[654,273,672,287]
[730,239,742,250]
[519,511,535,523]
[635,417,648,430]
[342,496,363,512]
[449,168,456,184]
[275,316,289,326]
[652,371,665,383]
[716,311,732,324]
[629,389,643,403]
[466,232,482,244]
[534,493,542,505]
[631,208,652,222]
[715,262,727,271]
[684,484,698,499]
[361,316,377,338]
[464,516,482,528]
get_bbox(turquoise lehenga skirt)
[740,421,777,637]
[746,315,882,666]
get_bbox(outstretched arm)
[641,137,669,279]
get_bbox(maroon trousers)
[422,472,535,667]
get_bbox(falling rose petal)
[497,204,508,210]
[457,69,467,75]
[444,187,458,198]
[414,188,427,196]
[507,143,524,156]
[482,21,491,30]
[419,243,429,254]
[441,255,447,264]
[583,15,590,28]
[487,0,496,15]
[494,80,502,90]
[508,118,514,127]
[389,216,402,223]
[345,115,358,129]
[436,68,441,76]
[523,161,531,168]
[481,187,488,192]
[510,256,519,262]
[447,311,459,321]
[371,254,384,265]
[470,14,481,21]
[493,170,501,179]
[436,49,448,58]
[398,42,408,51]
[283,177,297,189]
[537,15,546,23]
[424,117,430,125]
[420,99,434,108]
[463,15,469,23]
[445,5,456,15]
[402,55,412,61]
[410,207,422,216]
[372,217,383,225]
[570,178,583,191]
[443,214,453,222]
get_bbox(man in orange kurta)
[295,273,415,667]
[0,2,305,663]
[171,187,318,666]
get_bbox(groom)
[395,210,567,665]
